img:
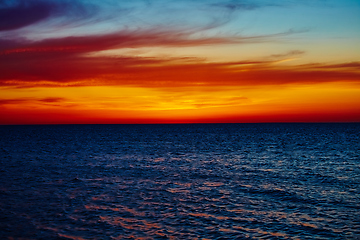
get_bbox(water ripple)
[0,123,359,239]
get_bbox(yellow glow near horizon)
[1,81,359,124]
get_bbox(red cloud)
[0,97,66,105]
[0,29,359,89]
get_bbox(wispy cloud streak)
[0,1,358,90]
[0,97,66,105]
[0,0,97,32]
[0,26,310,87]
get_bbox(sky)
[0,0,359,124]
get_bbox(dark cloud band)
[0,0,53,31]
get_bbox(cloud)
[214,2,259,11]
[0,98,27,105]
[269,50,305,59]
[38,97,66,103]
[0,0,97,32]
[0,0,257,38]
[210,0,275,11]
[1,54,359,90]
[192,96,251,109]
[0,16,357,90]
[0,28,359,89]
[1,27,294,55]
[0,97,67,106]
[0,0,306,39]
[305,62,360,70]
[0,0,53,31]
[0,27,302,85]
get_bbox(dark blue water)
[0,123,359,239]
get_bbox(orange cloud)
[0,27,320,89]
[0,97,68,108]
[1,42,359,89]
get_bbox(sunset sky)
[1,0,359,124]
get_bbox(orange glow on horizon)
[1,81,359,124]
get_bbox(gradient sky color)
[1,0,359,124]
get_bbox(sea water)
[0,123,359,239]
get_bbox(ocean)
[0,123,359,239]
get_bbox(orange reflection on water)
[58,233,87,240]
[232,226,289,238]
[99,215,165,233]
[99,216,140,230]
[299,222,318,228]
[204,182,224,187]
[174,182,192,188]
[85,204,146,217]
[188,212,230,221]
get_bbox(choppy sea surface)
[0,123,359,239]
